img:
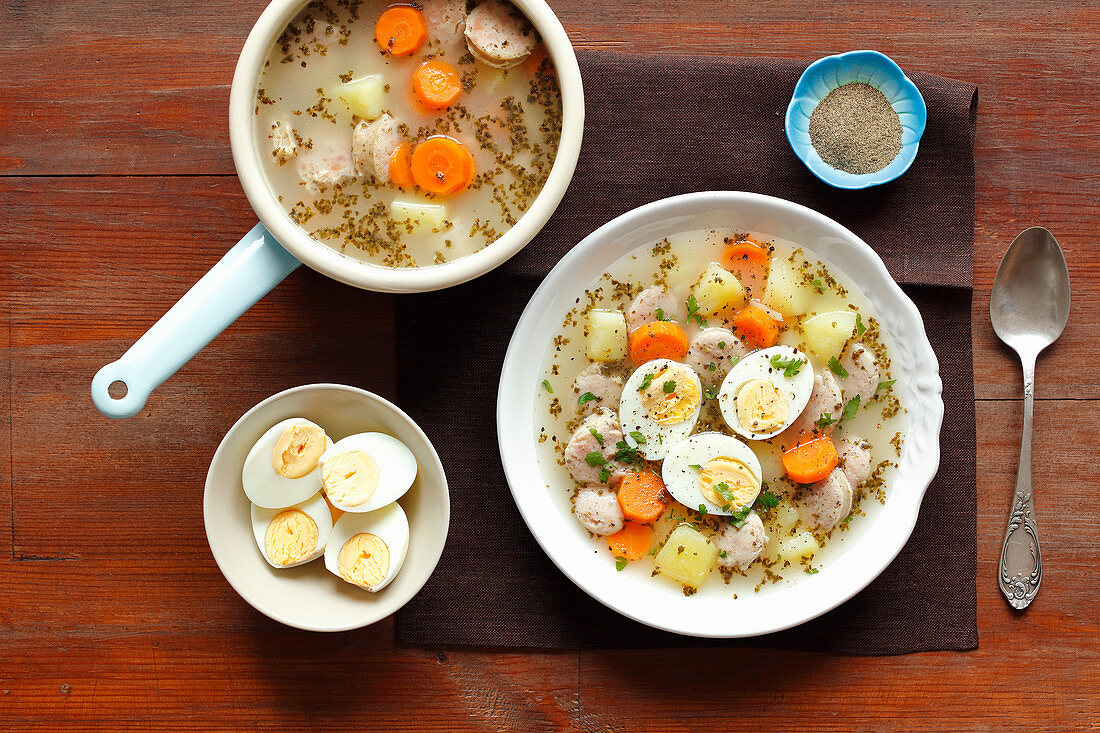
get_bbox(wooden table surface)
[2,0,1098,730]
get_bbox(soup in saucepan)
[255,0,562,267]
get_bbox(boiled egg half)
[243,418,333,508]
[718,345,814,440]
[318,432,417,513]
[325,502,410,592]
[662,432,762,515]
[619,358,703,460]
[250,491,333,568]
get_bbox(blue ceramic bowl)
[785,50,927,189]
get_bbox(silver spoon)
[990,227,1070,609]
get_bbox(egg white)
[243,418,334,509]
[250,491,333,568]
[661,432,763,516]
[718,346,815,440]
[619,358,703,461]
[324,502,410,592]
[318,432,418,513]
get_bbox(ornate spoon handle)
[998,354,1041,609]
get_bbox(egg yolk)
[264,509,319,566]
[271,423,327,478]
[322,450,380,509]
[641,367,701,425]
[337,532,390,589]
[735,379,789,433]
[698,456,760,510]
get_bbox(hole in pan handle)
[90,223,302,419]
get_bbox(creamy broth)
[254,0,562,267]
[535,229,908,598]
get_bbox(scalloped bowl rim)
[785,50,928,190]
[203,383,450,632]
[497,191,945,638]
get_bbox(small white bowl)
[204,384,448,631]
[497,191,944,638]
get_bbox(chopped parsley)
[706,361,717,372]
[717,340,726,349]
[811,278,825,293]
[685,295,708,327]
[612,440,642,464]
[637,373,655,392]
[655,307,668,321]
[628,430,647,445]
[769,354,805,377]
[688,463,702,470]
[755,491,780,510]
[662,380,677,394]
[704,386,719,400]
[589,427,604,446]
[584,451,606,467]
[877,379,897,391]
[697,503,708,516]
[816,412,838,429]
[718,550,728,559]
[615,557,628,571]
[710,482,737,505]
[578,391,598,405]
[855,312,867,337]
[541,379,553,393]
[842,394,861,421]
[827,356,849,378]
[598,467,611,483]
[728,490,780,528]
[805,567,820,575]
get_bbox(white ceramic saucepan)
[92,0,584,419]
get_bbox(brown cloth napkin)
[393,51,978,654]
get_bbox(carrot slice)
[388,142,415,188]
[729,304,780,348]
[617,472,669,524]
[628,321,689,364]
[375,6,428,56]
[607,521,655,562]
[412,59,463,109]
[782,435,839,484]
[721,238,770,294]
[410,136,475,195]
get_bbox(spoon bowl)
[991,227,1070,354]
[990,226,1070,610]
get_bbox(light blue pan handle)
[91,223,301,419]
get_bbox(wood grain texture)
[2,0,1098,730]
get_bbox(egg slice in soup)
[662,432,762,515]
[718,346,815,440]
[318,432,418,513]
[243,418,334,508]
[250,492,333,568]
[619,359,703,460]
[325,502,410,592]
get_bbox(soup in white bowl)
[497,192,943,637]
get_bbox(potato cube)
[763,258,813,317]
[692,262,746,316]
[654,525,719,588]
[586,309,628,362]
[802,310,857,360]
[774,501,800,531]
[778,531,820,561]
[390,199,448,232]
[337,74,385,120]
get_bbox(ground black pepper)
[808,82,902,175]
